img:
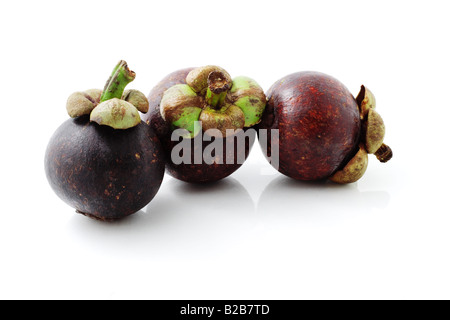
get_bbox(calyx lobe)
[65,60,149,130]
[160,65,266,137]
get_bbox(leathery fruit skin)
[142,68,194,138]
[45,116,165,221]
[142,68,254,183]
[259,71,361,180]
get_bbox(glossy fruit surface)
[142,68,194,138]
[45,116,165,220]
[142,67,258,183]
[259,71,361,180]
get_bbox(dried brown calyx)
[329,144,368,184]
[329,85,392,183]
[356,85,393,162]
[66,89,102,118]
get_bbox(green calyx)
[160,84,203,137]
[160,65,266,138]
[90,98,141,129]
[200,104,245,137]
[66,60,149,130]
[229,76,266,127]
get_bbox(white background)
[1,0,449,300]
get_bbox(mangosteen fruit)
[142,65,266,183]
[45,60,165,221]
[258,71,392,183]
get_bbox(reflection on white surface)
[66,171,391,260]
[258,175,390,227]
[67,177,255,259]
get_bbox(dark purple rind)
[45,116,165,220]
[259,71,361,181]
[162,129,254,183]
[142,68,194,137]
[145,68,254,183]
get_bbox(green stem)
[100,60,136,102]
[206,88,227,109]
[205,70,230,109]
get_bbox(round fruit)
[259,71,391,182]
[142,65,265,183]
[45,60,165,220]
